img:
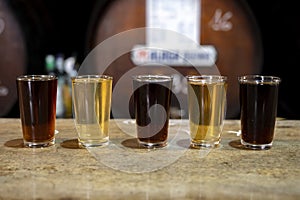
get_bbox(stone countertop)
[0,118,299,200]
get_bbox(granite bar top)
[0,118,299,200]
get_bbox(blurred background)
[1,0,299,119]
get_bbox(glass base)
[138,141,167,149]
[190,141,220,149]
[24,138,55,148]
[79,139,109,147]
[241,139,272,150]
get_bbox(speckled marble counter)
[0,118,299,200]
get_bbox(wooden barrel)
[0,0,51,117]
[85,0,263,119]
[0,0,26,117]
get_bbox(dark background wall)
[246,0,300,119]
[3,0,300,119]
[6,0,100,69]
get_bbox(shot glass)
[16,75,58,148]
[71,75,113,147]
[238,75,281,150]
[186,75,227,148]
[133,75,173,148]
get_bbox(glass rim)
[238,75,281,84]
[16,74,57,81]
[186,75,227,83]
[71,74,113,80]
[132,74,173,82]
